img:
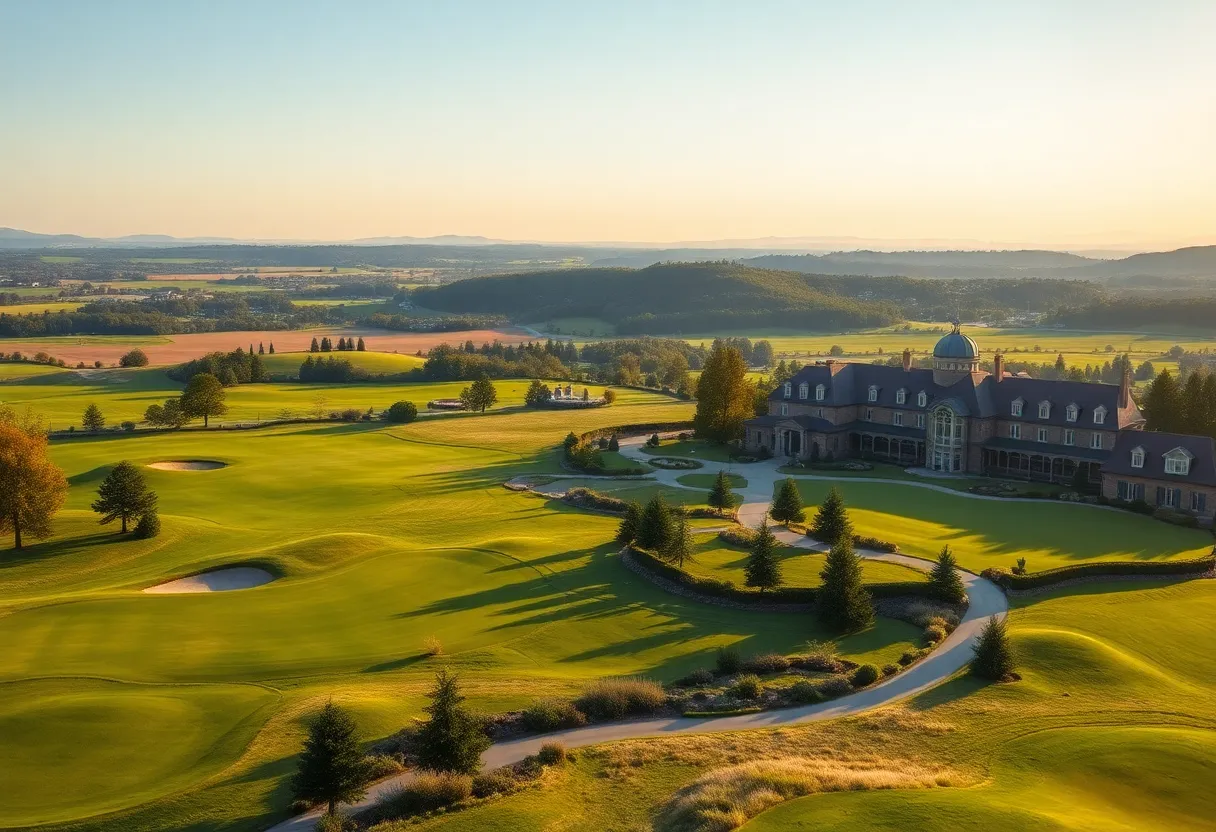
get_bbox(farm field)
[0,326,536,367]
[0,301,85,314]
[257,350,425,378]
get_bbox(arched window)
[1011,399,1024,417]
[896,388,907,405]
[917,391,927,407]
[1038,401,1051,419]
[1093,406,1107,425]
[815,384,825,401]
[1066,404,1078,422]
[1131,447,1144,468]
[798,382,808,400]
[868,385,878,402]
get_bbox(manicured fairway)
[684,536,928,589]
[787,479,1211,571]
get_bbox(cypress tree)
[415,669,489,774]
[707,470,736,516]
[258,342,265,354]
[744,519,783,592]
[357,337,366,351]
[809,486,852,544]
[291,701,371,816]
[269,342,275,354]
[616,501,643,544]
[310,337,320,353]
[971,616,1015,681]
[637,494,674,552]
[817,536,873,631]
[929,545,967,604]
[769,477,805,524]
[661,509,693,567]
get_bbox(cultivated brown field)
[8,327,536,367]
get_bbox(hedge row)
[627,546,934,605]
[576,421,695,444]
[987,553,1215,591]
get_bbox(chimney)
[902,348,912,372]
[1119,362,1130,408]
[994,352,1004,383]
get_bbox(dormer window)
[1131,447,1144,468]
[1066,404,1078,423]
[867,385,878,403]
[1038,401,1051,419]
[815,384,825,401]
[1164,448,1193,476]
[1011,398,1024,417]
[783,382,792,399]
[917,391,927,407]
[896,388,907,405]
[798,382,808,400]
[1093,406,1106,425]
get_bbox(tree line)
[167,347,267,386]
[1141,368,1216,438]
[310,336,366,352]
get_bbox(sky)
[2,0,1214,249]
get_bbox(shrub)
[729,674,763,700]
[923,624,947,645]
[715,646,744,675]
[338,408,363,422]
[386,401,418,423]
[852,534,899,553]
[133,510,161,539]
[816,677,854,699]
[471,769,521,798]
[1002,555,1216,590]
[602,389,617,405]
[881,663,899,677]
[797,640,844,673]
[898,648,927,666]
[314,814,355,832]
[743,653,790,674]
[536,742,567,766]
[121,421,136,432]
[119,348,149,368]
[575,678,667,721]
[850,664,880,688]
[382,771,472,816]
[646,433,661,447]
[422,635,443,657]
[788,680,821,704]
[365,754,405,780]
[565,487,629,513]
[521,699,587,732]
[680,668,716,687]
[717,526,757,547]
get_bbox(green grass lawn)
[786,479,1211,571]
[676,472,747,489]
[684,536,927,591]
[257,349,425,378]
[642,438,734,462]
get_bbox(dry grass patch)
[655,756,961,832]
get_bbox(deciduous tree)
[119,348,149,367]
[693,343,754,443]
[0,408,68,550]
[180,373,227,427]
[291,702,371,817]
[91,460,157,534]
[459,375,497,413]
[386,401,418,423]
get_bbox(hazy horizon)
[3,1,1214,249]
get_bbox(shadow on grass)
[0,531,116,569]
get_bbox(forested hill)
[411,262,902,333]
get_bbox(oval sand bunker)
[147,460,227,471]
[143,567,275,594]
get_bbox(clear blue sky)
[2,0,1213,247]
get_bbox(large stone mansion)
[743,323,1216,525]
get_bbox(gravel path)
[268,435,1008,831]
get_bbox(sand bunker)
[147,460,227,471]
[143,567,276,594]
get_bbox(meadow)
[2,349,1213,832]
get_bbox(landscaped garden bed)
[647,456,704,470]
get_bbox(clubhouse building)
[743,323,1216,525]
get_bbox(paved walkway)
[269,436,1009,831]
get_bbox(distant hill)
[411,262,902,334]
[1080,245,1216,278]
[745,249,1099,279]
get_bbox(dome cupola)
[932,320,980,386]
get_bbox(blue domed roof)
[933,325,978,360]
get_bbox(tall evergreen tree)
[258,342,265,355]
[707,470,736,515]
[971,616,1015,681]
[661,509,694,567]
[636,494,674,551]
[809,486,852,544]
[615,500,643,544]
[929,545,967,604]
[415,669,490,774]
[1180,371,1207,435]
[357,337,366,351]
[817,536,873,631]
[291,701,371,817]
[1142,369,1181,432]
[82,403,106,432]
[1202,375,1216,438]
[249,352,266,383]
[744,519,783,592]
[91,460,157,534]
[769,477,805,524]
[310,336,320,353]
[268,342,275,354]
[693,342,755,443]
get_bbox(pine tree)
[91,460,157,534]
[82,403,106,432]
[971,616,1015,681]
[1142,369,1181,432]
[707,470,736,516]
[817,536,873,631]
[616,501,643,544]
[310,337,320,353]
[637,494,674,551]
[249,343,254,355]
[744,519,783,592]
[1202,375,1216,438]
[249,352,266,383]
[1054,353,1066,377]
[1180,371,1207,435]
[415,669,490,774]
[269,342,275,354]
[258,342,265,355]
[809,486,852,544]
[661,509,693,567]
[929,545,967,604]
[769,477,805,524]
[291,701,371,816]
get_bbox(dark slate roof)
[934,330,979,359]
[773,362,1139,428]
[1102,431,1216,486]
[984,437,1109,462]
[747,413,837,432]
